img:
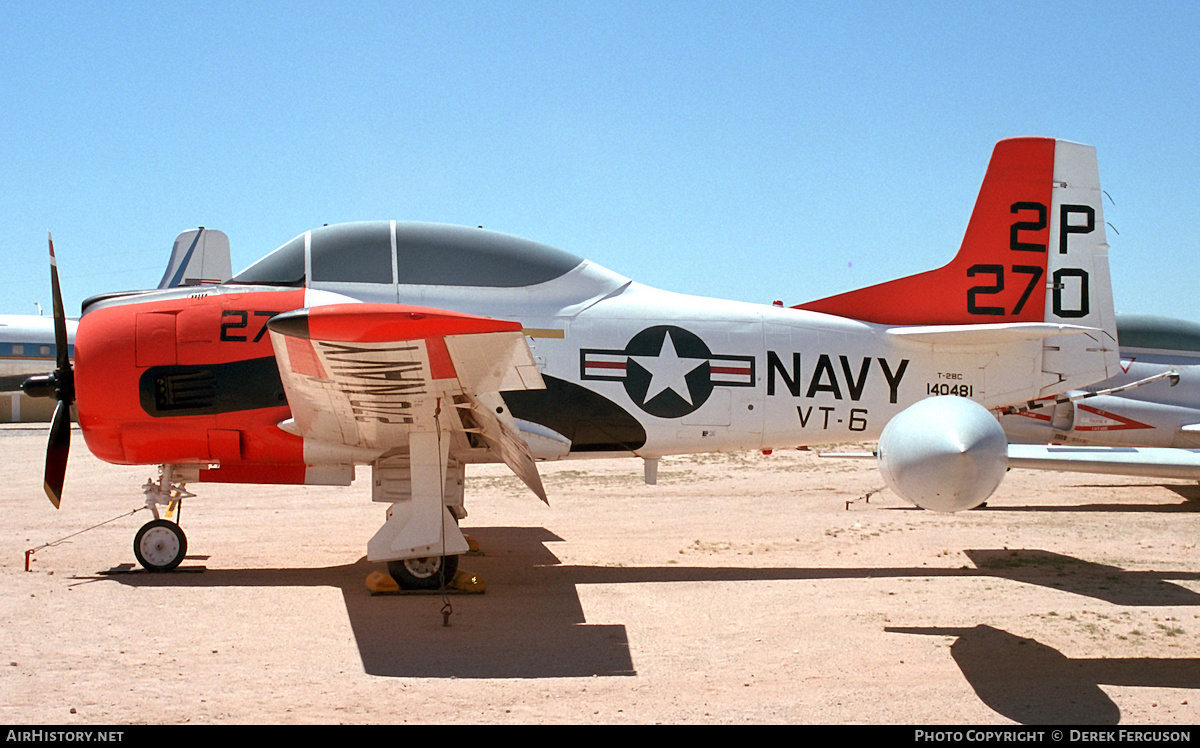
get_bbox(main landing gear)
[134,466,195,572]
[387,554,460,591]
[367,443,476,593]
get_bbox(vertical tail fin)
[798,137,1119,399]
[157,227,233,288]
[796,137,1115,337]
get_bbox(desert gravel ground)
[1,424,1198,725]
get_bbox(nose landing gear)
[134,465,195,572]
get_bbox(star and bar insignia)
[580,325,755,418]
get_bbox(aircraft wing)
[826,442,1200,482]
[266,303,548,500]
[1007,444,1200,480]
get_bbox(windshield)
[228,234,305,286]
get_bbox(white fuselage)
[307,260,1032,459]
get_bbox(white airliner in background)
[1,228,232,422]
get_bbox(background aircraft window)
[228,235,306,286]
[311,223,393,284]
[394,223,583,287]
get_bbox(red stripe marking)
[1074,404,1153,431]
[425,336,456,380]
[285,335,326,378]
[1017,411,1052,422]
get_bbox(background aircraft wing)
[267,303,548,500]
[1007,444,1200,480]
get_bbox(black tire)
[387,554,459,590]
[133,519,187,572]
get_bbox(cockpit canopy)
[229,221,586,289]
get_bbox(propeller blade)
[49,232,70,374]
[41,232,75,508]
[44,399,70,508]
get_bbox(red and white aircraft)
[27,137,1120,588]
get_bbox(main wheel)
[134,519,187,572]
[387,554,459,590]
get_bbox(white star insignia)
[629,330,706,405]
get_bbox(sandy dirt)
[1,423,1198,725]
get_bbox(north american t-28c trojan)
[28,137,1120,589]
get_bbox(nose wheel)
[134,519,187,572]
[134,465,195,572]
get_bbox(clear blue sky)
[2,1,1197,320]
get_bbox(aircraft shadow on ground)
[873,482,1199,513]
[80,531,1200,679]
[1158,483,1200,503]
[973,502,1199,514]
[922,486,1200,513]
[888,624,1200,725]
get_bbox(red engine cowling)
[74,287,313,484]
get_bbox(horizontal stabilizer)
[798,137,1119,405]
[886,322,1108,347]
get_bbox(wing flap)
[267,303,546,464]
[458,391,548,502]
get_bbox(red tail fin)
[796,137,1056,325]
